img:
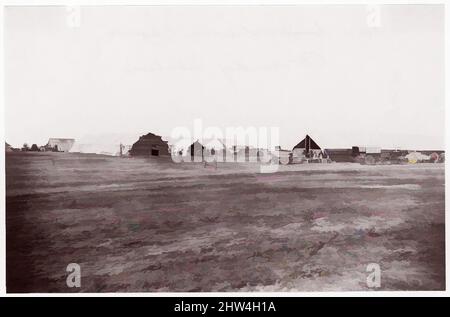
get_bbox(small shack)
[129,133,169,157]
[228,144,263,162]
[273,146,292,164]
[202,138,230,161]
[187,140,205,161]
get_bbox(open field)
[6,152,445,292]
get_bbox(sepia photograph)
[2,3,446,294]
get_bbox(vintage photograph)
[4,4,445,292]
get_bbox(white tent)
[70,133,139,156]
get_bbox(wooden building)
[188,140,205,161]
[129,133,169,157]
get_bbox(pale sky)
[5,5,445,150]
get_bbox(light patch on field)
[270,223,304,237]
[359,184,421,190]
[352,216,404,231]
[146,228,235,256]
[311,216,404,233]
[382,260,443,290]
[96,261,136,276]
[311,218,347,233]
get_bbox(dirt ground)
[5,152,445,292]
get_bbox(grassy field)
[6,152,445,292]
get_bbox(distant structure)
[129,133,169,157]
[69,133,139,156]
[231,145,249,162]
[405,152,430,164]
[202,138,227,158]
[273,146,292,164]
[187,140,205,161]
[352,146,381,156]
[71,143,130,156]
[30,144,40,151]
[292,135,323,160]
[119,143,132,157]
[324,145,445,164]
[45,138,75,152]
[324,148,354,162]
[5,142,16,152]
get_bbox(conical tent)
[293,135,321,152]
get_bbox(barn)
[129,133,169,157]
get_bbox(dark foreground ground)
[6,152,445,292]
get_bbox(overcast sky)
[5,5,444,150]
